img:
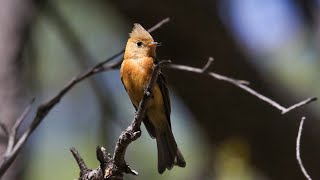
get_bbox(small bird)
[120,24,186,174]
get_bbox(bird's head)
[124,24,159,59]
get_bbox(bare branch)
[5,98,35,156]
[201,57,214,73]
[147,17,170,33]
[282,98,317,114]
[71,147,105,180]
[167,58,316,114]
[296,117,312,180]
[0,99,35,177]
[0,18,170,178]
[70,147,89,173]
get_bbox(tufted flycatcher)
[120,24,186,174]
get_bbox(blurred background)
[0,0,319,179]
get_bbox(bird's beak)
[148,41,160,47]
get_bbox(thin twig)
[167,58,316,114]
[0,99,35,177]
[202,57,214,73]
[5,98,35,156]
[147,17,170,33]
[0,18,170,178]
[296,117,312,180]
[282,98,317,114]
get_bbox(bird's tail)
[156,125,186,174]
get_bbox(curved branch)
[296,117,312,180]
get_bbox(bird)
[120,23,186,174]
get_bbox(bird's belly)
[124,72,149,107]
[126,75,163,107]
[125,74,165,125]
[121,58,165,129]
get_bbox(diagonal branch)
[5,98,35,156]
[0,99,35,177]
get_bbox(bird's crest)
[130,23,153,40]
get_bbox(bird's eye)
[137,41,142,47]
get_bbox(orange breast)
[121,57,154,107]
[121,57,166,129]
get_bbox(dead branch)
[0,99,34,177]
[296,117,312,180]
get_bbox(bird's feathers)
[130,23,153,41]
[157,71,171,128]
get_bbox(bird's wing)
[153,57,172,128]
[121,76,156,138]
[157,71,172,128]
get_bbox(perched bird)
[120,24,186,174]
